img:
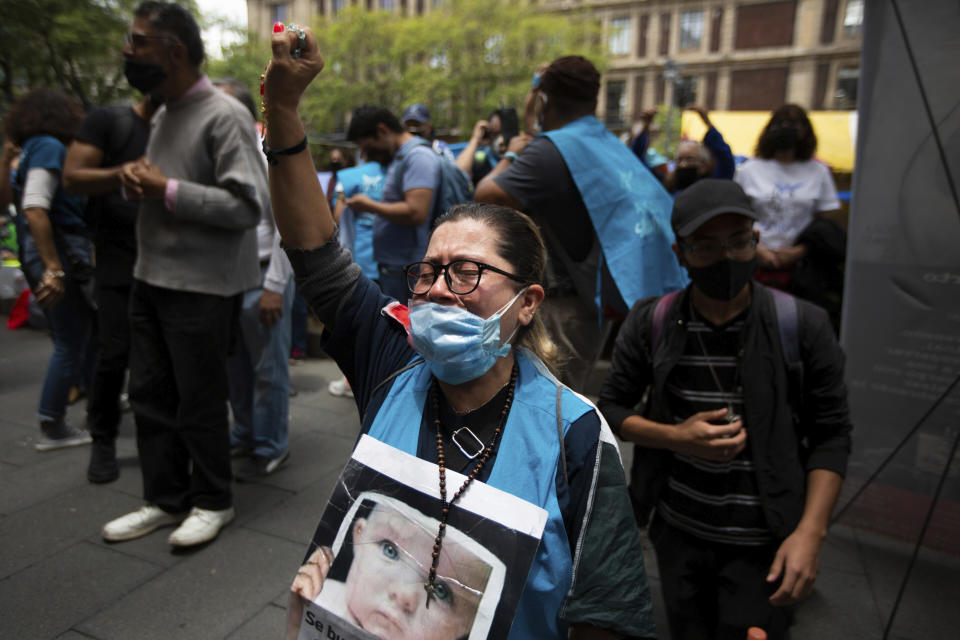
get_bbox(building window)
[609,17,632,56]
[605,80,627,128]
[381,0,395,8]
[660,12,671,56]
[674,75,697,107]
[735,1,797,50]
[834,66,859,109]
[638,14,650,57]
[679,11,703,50]
[333,0,346,15]
[843,0,863,37]
[271,3,289,25]
[316,0,326,17]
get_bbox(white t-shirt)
[734,158,840,250]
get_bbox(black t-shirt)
[74,105,150,286]
[493,137,594,292]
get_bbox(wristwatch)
[503,151,520,162]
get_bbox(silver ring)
[286,23,306,58]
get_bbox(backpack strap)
[769,288,800,368]
[393,137,431,194]
[650,289,681,354]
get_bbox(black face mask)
[124,58,167,94]
[769,126,799,152]
[329,161,344,172]
[674,166,701,190]
[686,257,757,301]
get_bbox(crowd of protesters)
[0,2,853,639]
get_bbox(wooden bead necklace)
[424,362,518,607]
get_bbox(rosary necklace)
[424,363,518,607]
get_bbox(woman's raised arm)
[263,24,334,249]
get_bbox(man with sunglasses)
[599,179,852,640]
[101,2,268,548]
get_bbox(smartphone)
[498,108,519,147]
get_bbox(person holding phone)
[455,107,518,185]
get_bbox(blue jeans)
[227,272,294,458]
[21,231,95,423]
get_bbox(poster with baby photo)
[290,435,548,640]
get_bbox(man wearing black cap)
[475,56,684,388]
[598,179,852,639]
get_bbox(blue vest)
[336,162,384,281]
[367,350,593,639]
[543,115,688,308]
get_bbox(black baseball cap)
[671,178,759,237]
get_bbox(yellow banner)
[680,111,858,172]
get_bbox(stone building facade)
[246,0,862,128]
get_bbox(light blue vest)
[543,115,688,309]
[367,350,593,639]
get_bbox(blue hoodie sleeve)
[704,126,736,180]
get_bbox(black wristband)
[263,136,308,166]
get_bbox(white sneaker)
[167,506,235,547]
[328,378,354,398]
[102,505,185,542]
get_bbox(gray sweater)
[135,78,266,296]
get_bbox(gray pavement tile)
[861,540,960,637]
[818,524,869,575]
[225,602,288,640]
[792,568,885,639]
[55,631,98,639]
[0,442,93,515]
[250,432,357,494]
[0,540,161,640]
[0,484,149,579]
[231,480,296,523]
[76,528,303,640]
[244,467,344,547]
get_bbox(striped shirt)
[657,308,773,546]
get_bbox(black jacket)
[598,283,852,540]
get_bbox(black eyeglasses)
[124,32,176,48]
[404,260,526,296]
[679,234,758,261]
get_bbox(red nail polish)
[273,21,284,33]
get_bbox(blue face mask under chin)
[409,288,527,385]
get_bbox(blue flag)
[334,161,386,281]
[543,116,687,309]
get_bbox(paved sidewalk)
[0,323,955,639]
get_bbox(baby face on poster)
[344,502,492,640]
